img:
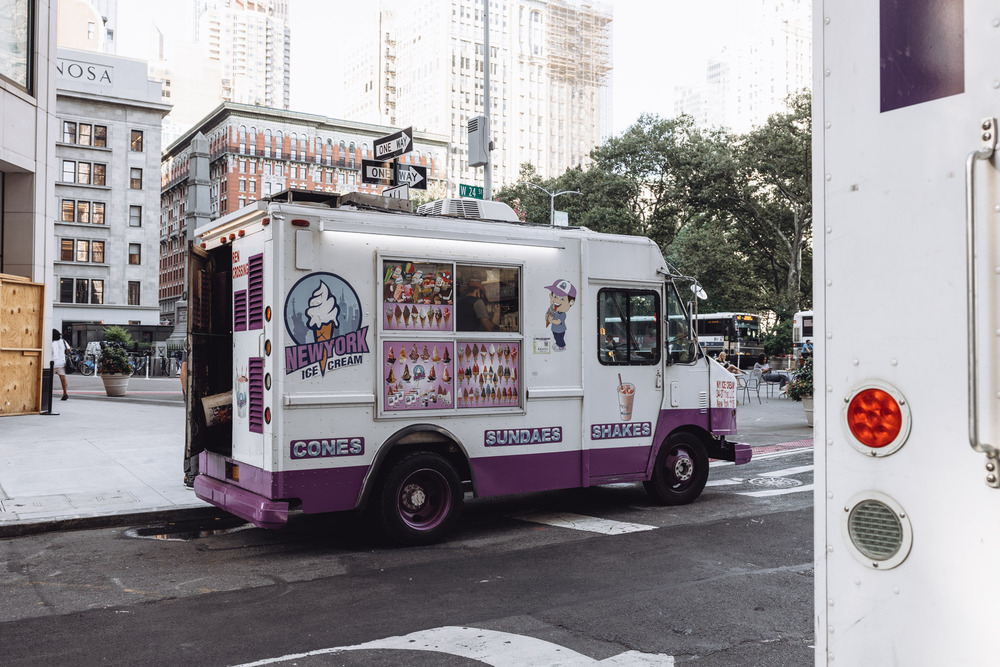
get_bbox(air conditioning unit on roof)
[416,198,519,222]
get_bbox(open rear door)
[184,242,233,485]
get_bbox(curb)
[0,506,226,539]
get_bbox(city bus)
[694,312,762,369]
[791,310,812,365]
[815,2,999,664]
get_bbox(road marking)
[514,511,657,535]
[739,483,815,498]
[233,625,675,666]
[710,447,812,467]
[706,478,745,487]
[760,464,814,477]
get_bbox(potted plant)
[98,325,134,397]
[785,357,814,426]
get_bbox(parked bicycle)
[68,348,96,376]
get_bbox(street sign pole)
[483,4,492,200]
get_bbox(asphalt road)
[0,446,813,666]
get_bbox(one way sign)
[395,164,427,190]
[361,159,394,184]
[373,127,413,161]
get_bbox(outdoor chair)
[742,368,762,404]
[763,371,785,398]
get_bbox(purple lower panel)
[471,450,582,497]
[652,408,710,454]
[588,446,652,478]
[711,407,737,435]
[198,452,370,525]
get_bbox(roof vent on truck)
[417,198,519,222]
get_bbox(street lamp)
[517,182,583,226]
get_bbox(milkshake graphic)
[236,369,248,418]
[617,377,635,421]
[306,281,340,375]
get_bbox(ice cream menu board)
[455,341,519,409]
[384,341,454,411]
[382,261,453,331]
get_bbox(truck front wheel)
[643,432,709,505]
[377,452,463,545]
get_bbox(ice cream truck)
[185,191,750,544]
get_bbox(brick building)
[158,102,449,321]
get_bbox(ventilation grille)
[699,391,709,412]
[248,357,264,434]
[247,253,264,330]
[468,117,480,133]
[848,500,903,560]
[233,290,247,332]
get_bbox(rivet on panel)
[827,332,833,339]
[826,173,832,181]
[852,358,859,366]
[854,578,861,586]
[827,492,834,498]
[828,544,834,553]
[994,81,1000,89]
[827,439,834,447]
[825,16,831,25]
[827,385,833,392]
[828,598,835,607]
[890,358,898,366]
[826,227,832,234]
[893,587,900,595]
[825,121,832,129]
[827,279,833,286]
[825,69,831,77]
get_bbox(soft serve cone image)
[307,282,341,342]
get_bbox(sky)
[116,0,743,137]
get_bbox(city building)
[675,0,810,132]
[57,0,118,55]
[53,47,171,332]
[158,102,449,320]
[1,0,59,414]
[342,0,613,192]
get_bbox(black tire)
[376,451,463,546]
[80,362,95,377]
[643,431,709,505]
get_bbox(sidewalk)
[0,380,211,537]
[0,377,812,538]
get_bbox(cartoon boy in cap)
[545,279,577,350]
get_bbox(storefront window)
[0,0,32,92]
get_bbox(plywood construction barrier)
[0,273,44,416]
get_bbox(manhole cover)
[747,477,803,488]
[125,516,253,541]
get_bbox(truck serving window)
[597,289,660,366]
[454,264,520,333]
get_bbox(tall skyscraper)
[342,0,613,192]
[196,0,291,109]
[675,0,810,132]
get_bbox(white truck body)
[816,1,1000,663]
[185,194,749,542]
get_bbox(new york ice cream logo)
[284,273,369,379]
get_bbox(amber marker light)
[843,383,911,457]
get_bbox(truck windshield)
[667,284,697,364]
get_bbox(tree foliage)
[494,90,812,353]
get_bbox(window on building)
[0,2,32,92]
[91,280,104,304]
[239,178,246,191]
[249,180,256,193]
[63,121,77,143]
[128,281,140,306]
[129,206,142,227]
[130,168,143,189]
[62,161,76,182]
[60,239,74,261]
[94,125,107,147]
[75,278,89,304]
[79,123,92,146]
[61,200,75,222]
[93,163,106,186]
[92,241,105,263]
[59,278,74,303]
[93,202,105,224]
[128,243,141,265]
[75,240,90,262]
[77,201,90,223]
[78,162,91,185]
[130,129,144,151]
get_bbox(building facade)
[53,47,171,330]
[342,0,613,192]
[158,103,449,319]
[675,0,811,132]
[196,0,291,109]
[1,0,58,288]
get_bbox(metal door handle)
[965,118,999,479]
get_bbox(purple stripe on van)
[711,406,737,436]
[471,450,582,497]
[589,445,652,478]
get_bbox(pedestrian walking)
[51,329,70,400]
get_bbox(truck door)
[587,283,664,479]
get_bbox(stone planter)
[100,373,130,397]
[801,395,814,427]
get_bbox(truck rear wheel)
[377,451,462,545]
[643,432,709,505]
